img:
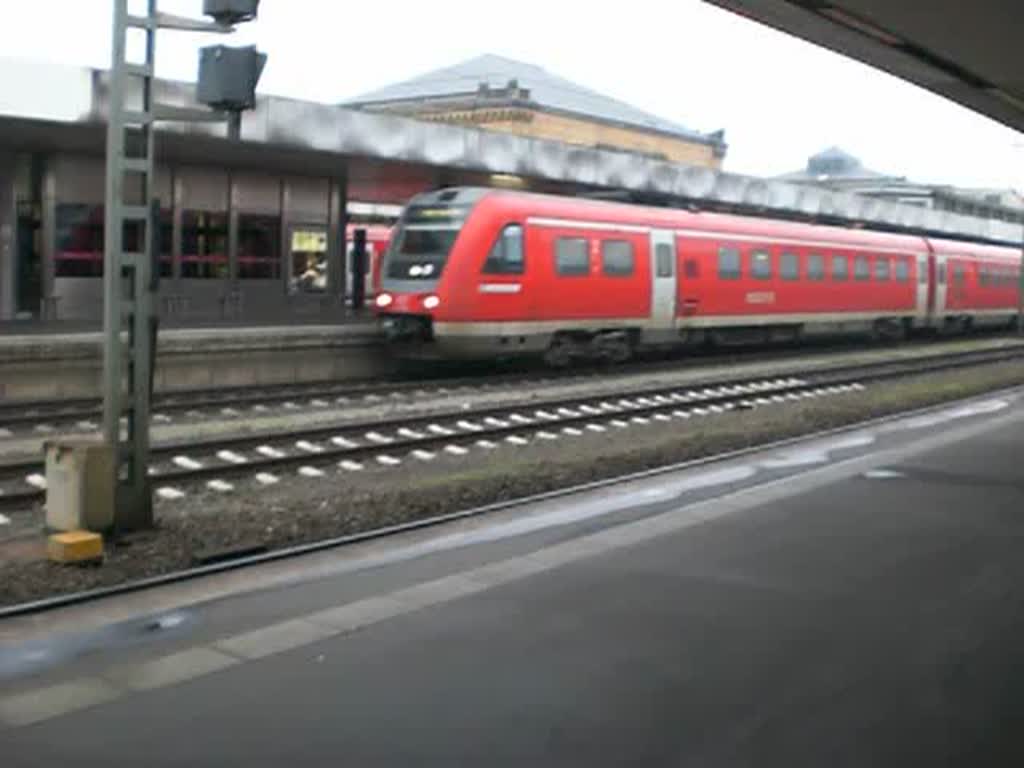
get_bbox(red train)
[374,187,1022,364]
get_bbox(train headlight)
[423,295,440,310]
[375,292,393,309]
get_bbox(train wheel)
[543,336,573,368]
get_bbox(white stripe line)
[445,445,469,456]
[339,460,364,471]
[173,456,202,470]
[296,440,325,454]
[156,487,186,500]
[106,647,238,692]
[331,437,359,449]
[255,473,279,485]
[0,679,120,727]
[207,480,234,493]
[257,446,286,458]
[299,466,325,478]
[214,619,334,660]
[216,450,248,465]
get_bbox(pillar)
[0,153,15,320]
[327,168,348,305]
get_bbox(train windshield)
[386,204,468,280]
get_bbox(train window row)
[552,236,638,278]
[718,247,913,284]
[977,264,1020,287]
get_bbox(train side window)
[953,262,965,286]
[483,224,524,275]
[808,254,825,281]
[601,240,635,276]
[555,237,590,276]
[780,252,799,281]
[938,263,947,284]
[750,249,772,280]
[718,247,741,280]
[854,255,870,281]
[874,256,890,282]
[895,257,909,282]
[979,265,989,286]
[684,258,699,279]
[918,258,928,284]
[832,254,849,281]
[656,244,674,277]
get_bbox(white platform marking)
[299,466,325,478]
[365,432,393,444]
[296,440,325,453]
[376,455,401,466]
[207,480,234,493]
[157,487,186,500]
[257,446,286,459]
[216,450,248,465]
[255,473,279,485]
[339,460,364,471]
[331,437,358,449]
[506,436,529,445]
[445,445,469,456]
[173,456,202,470]
[412,450,436,461]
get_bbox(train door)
[650,229,676,329]
[934,253,948,318]
[916,252,929,324]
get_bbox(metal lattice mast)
[104,0,157,530]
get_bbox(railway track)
[2,333,1020,436]
[2,344,1021,513]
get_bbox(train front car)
[375,188,490,359]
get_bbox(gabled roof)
[343,54,722,146]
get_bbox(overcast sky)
[2,0,1021,190]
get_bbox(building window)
[181,210,228,279]
[55,204,104,277]
[656,244,674,277]
[290,228,327,293]
[600,240,634,276]
[483,224,525,275]
[750,249,772,280]
[874,256,890,281]
[718,246,741,280]
[832,254,849,281]
[237,214,282,280]
[808,254,825,281]
[780,252,799,281]
[854,255,870,281]
[555,237,589,276]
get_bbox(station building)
[344,54,728,168]
[779,147,1024,225]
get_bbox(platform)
[1,388,1023,765]
[0,321,386,402]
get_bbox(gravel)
[2,359,1024,607]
